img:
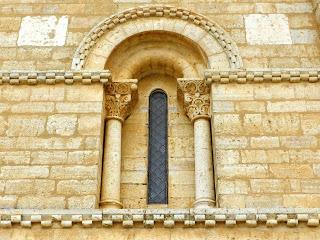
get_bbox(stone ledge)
[0,208,320,228]
[205,68,320,84]
[0,71,111,85]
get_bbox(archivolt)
[71,5,243,71]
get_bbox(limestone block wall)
[0,84,105,209]
[0,0,319,70]
[212,82,320,208]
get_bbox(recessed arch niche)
[72,5,242,209]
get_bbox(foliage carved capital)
[105,80,138,122]
[177,79,210,122]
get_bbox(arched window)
[148,89,168,204]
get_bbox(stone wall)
[0,0,319,70]
[0,84,105,209]
[212,81,320,208]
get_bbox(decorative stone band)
[104,80,138,122]
[72,5,242,70]
[177,78,210,122]
[0,71,111,85]
[0,208,320,229]
[205,68,320,84]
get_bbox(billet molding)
[71,5,242,70]
[0,208,320,229]
[0,71,111,85]
[205,68,320,84]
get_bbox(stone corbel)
[177,78,210,122]
[104,79,138,122]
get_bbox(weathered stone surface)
[0,166,49,179]
[250,179,290,193]
[244,14,292,45]
[0,151,30,165]
[78,115,102,136]
[47,114,77,136]
[215,150,240,165]
[0,32,17,47]
[50,166,97,180]
[17,196,65,209]
[56,102,102,113]
[7,116,46,136]
[57,180,97,195]
[31,151,67,165]
[0,195,17,208]
[213,114,242,135]
[270,164,314,178]
[217,164,269,179]
[11,102,54,113]
[215,137,248,149]
[291,29,319,44]
[250,136,280,148]
[67,195,97,209]
[17,16,68,46]
[5,179,55,195]
[30,86,65,101]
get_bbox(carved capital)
[105,80,138,122]
[177,79,210,122]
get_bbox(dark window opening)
[148,89,168,204]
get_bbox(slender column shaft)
[100,119,123,209]
[193,118,215,209]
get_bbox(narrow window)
[148,89,168,204]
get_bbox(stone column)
[100,80,138,209]
[178,79,215,209]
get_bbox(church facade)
[0,1,320,239]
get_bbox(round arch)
[71,5,243,72]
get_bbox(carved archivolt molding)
[177,78,210,122]
[71,5,242,70]
[104,80,138,121]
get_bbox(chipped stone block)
[31,151,67,165]
[47,114,77,136]
[17,16,68,46]
[68,195,97,209]
[17,196,65,209]
[57,180,97,195]
[7,116,46,137]
[50,166,97,180]
[0,195,17,208]
[0,32,17,47]
[275,3,313,13]
[290,29,320,44]
[245,14,292,45]
[1,166,49,179]
[78,115,102,136]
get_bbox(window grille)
[148,89,168,204]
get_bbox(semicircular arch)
[71,5,243,71]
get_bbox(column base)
[100,199,123,209]
[193,198,215,209]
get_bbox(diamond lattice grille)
[148,90,168,204]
